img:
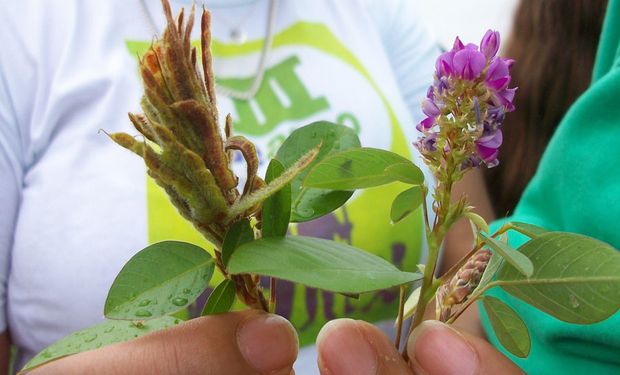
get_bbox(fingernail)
[317,319,377,375]
[237,313,298,374]
[408,321,478,375]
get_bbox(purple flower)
[422,98,441,117]
[480,30,500,59]
[453,47,486,80]
[435,50,456,77]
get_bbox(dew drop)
[128,293,137,302]
[104,326,115,333]
[84,333,98,343]
[135,310,153,318]
[172,297,188,306]
[569,294,580,309]
[138,299,151,307]
[182,288,191,294]
[296,207,315,219]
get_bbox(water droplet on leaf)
[138,299,151,307]
[172,297,188,306]
[135,310,152,318]
[84,333,98,343]
[104,326,115,333]
[569,295,580,309]
[183,288,191,294]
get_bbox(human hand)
[32,311,298,375]
[316,319,524,375]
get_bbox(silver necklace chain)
[138,0,278,101]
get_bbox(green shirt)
[480,1,620,373]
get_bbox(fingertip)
[237,312,299,375]
[407,321,478,375]
[317,319,378,375]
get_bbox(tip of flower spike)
[480,30,500,59]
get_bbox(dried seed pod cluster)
[436,248,492,322]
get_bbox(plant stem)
[402,158,458,359]
[395,284,407,351]
[269,277,277,313]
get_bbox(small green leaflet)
[105,241,214,320]
[303,147,423,190]
[465,211,489,234]
[22,317,181,372]
[475,250,504,294]
[221,219,254,267]
[482,234,534,277]
[391,186,423,224]
[227,236,422,294]
[201,279,237,316]
[482,296,531,358]
[262,159,291,237]
[275,121,361,222]
[507,222,549,238]
[498,232,620,324]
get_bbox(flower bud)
[480,30,500,59]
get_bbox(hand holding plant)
[23,1,620,372]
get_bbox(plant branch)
[395,284,407,351]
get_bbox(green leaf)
[105,241,214,320]
[465,211,490,234]
[222,219,254,267]
[476,251,504,292]
[482,296,531,358]
[303,147,420,190]
[497,232,620,324]
[23,317,181,372]
[508,222,549,238]
[262,159,291,237]
[275,121,361,222]
[227,145,319,221]
[228,236,421,294]
[482,234,534,277]
[384,162,424,185]
[390,186,422,224]
[201,279,237,316]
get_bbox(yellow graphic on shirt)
[126,21,423,346]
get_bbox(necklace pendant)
[230,28,247,44]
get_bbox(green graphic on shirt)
[126,21,424,347]
[221,55,329,135]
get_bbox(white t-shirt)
[0,0,438,372]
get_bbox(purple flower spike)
[453,48,486,80]
[480,30,500,59]
[416,29,515,171]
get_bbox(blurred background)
[416,0,519,49]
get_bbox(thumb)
[407,321,524,375]
[33,311,298,375]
